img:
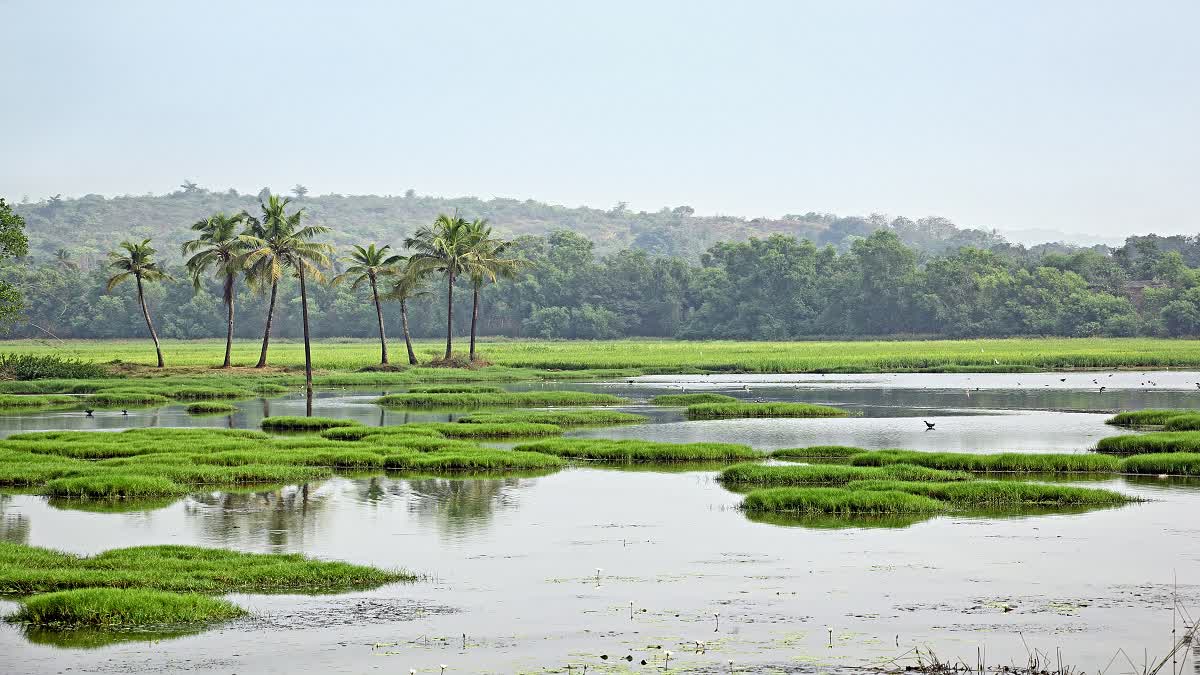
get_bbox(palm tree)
[54,248,78,271]
[106,239,173,368]
[383,262,430,365]
[182,212,249,368]
[332,244,403,365]
[241,197,332,400]
[462,219,523,362]
[404,213,477,360]
[244,195,292,368]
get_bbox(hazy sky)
[3,0,1197,236]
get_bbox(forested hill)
[14,184,1015,263]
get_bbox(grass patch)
[86,391,170,407]
[845,479,1133,506]
[1120,453,1200,476]
[685,402,848,419]
[260,416,362,431]
[457,410,649,427]
[742,487,947,514]
[719,462,972,487]
[384,449,566,472]
[43,475,186,498]
[849,450,1122,473]
[185,401,237,415]
[422,422,562,438]
[0,394,81,410]
[1163,415,1200,431]
[770,446,866,460]
[0,542,415,595]
[376,391,629,408]
[406,385,504,394]
[514,438,759,462]
[1106,409,1192,426]
[1095,432,1200,455]
[6,588,246,628]
[650,393,738,406]
[318,425,445,441]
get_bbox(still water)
[1,372,1199,673]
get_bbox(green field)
[2,337,1200,373]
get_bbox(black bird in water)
[924,420,935,430]
[121,410,129,416]
[1099,386,1106,393]
[84,409,94,417]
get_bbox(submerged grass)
[7,588,246,628]
[457,410,649,427]
[260,416,362,431]
[514,438,759,462]
[649,393,738,406]
[685,402,848,419]
[376,391,629,408]
[719,462,972,487]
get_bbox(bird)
[924,420,935,430]
[1059,378,1066,382]
[84,409,94,417]
[121,409,128,416]
[741,384,751,392]
[1099,386,1106,393]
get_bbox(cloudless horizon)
[3,0,1197,237]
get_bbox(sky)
[3,0,1198,237]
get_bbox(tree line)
[7,207,1200,348]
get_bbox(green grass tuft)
[260,416,362,431]
[650,393,738,406]
[376,391,629,408]
[457,410,649,427]
[1095,432,1200,455]
[1106,409,1192,426]
[849,450,1121,473]
[770,446,867,460]
[685,402,848,419]
[406,385,504,394]
[742,487,947,514]
[422,422,562,438]
[6,588,246,627]
[845,479,1133,506]
[43,475,186,498]
[515,438,759,462]
[185,401,237,415]
[1120,453,1200,476]
[719,462,972,487]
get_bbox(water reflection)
[185,483,335,550]
[0,495,29,544]
[404,476,526,536]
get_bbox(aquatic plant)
[6,588,246,627]
[0,394,81,410]
[42,475,186,498]
[649,393,738,406]
[1095,432,1200,455]
[457,410,649,427]
[1162,415,1200,431]
[770,446,868,460]
[742,487,948,514]
[514,438,759,462]
[718,463,972,487]
[849,450,1121,473]
[685,402,848,419]
[376,391,629,408]
[1105,409,1191,426]
[406,384,504,394]
[845,479,1133,506]
[1120,453,1200,476]
[260,416,363,431]
[185,401,237,415]
[420,422,562,438]
[86,391,171,407]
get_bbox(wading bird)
[924,420,935,430]
[84,409,94,417]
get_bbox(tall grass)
[685,402,848,419]
[1095,432,1200,455]
[458,410,649,426]
[376,391,629,408]
[719,463,972,487]
[260,416,362,431]
[514,438,759,462]
[1162,415,1200,431]
[0,353,110,380]
[849,450,1122,473]
[6,588,246,627]
[650,393,738,406]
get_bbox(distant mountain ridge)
[11,185,1080,263]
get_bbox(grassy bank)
[3,337,1200,373]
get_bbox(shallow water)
[1,371,1199,674]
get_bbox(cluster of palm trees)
[106,196,522,393]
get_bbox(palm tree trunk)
[255,281,278,368]
[469,282,480,362]
[223,273,235,368]
[444,271,455,360]
[298,265,314,407]
[370,274,388,365]
[401,299,417,365]
[135,274,165,368]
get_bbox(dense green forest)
[5,186,1200,340]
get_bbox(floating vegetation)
[6,588,246,628]
[1095,432,1200,455]
[376,391,629,408]
[684,402,848,419]
[260,416,362,431]
[1120,453,1200,476]
[770,446,867,460]
[649,393,738,406]
[849,450,1121,473]
[1105,409,1191,426]
[184,401,237,415]
[718,463,972,487]
[457,410,649,427]
[514,438,759,462]
[0,541,415,595]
